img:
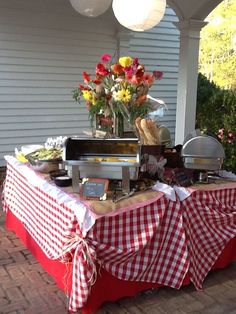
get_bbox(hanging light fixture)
[69,0,112,18]
[112,0,166,32]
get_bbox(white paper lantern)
[69,0,112,17]
[112,0,166,32]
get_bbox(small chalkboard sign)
[80,178,109,200]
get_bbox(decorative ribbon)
[59,232,99,312]
[61,232,97,284]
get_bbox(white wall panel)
[0,0,119,165]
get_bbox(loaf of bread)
[135,117,161,145]
[135,117,148,145]
[142,119,161,145]
[146,119,161,145]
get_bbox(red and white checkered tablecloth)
[3,158,89,312]
[3,160,80,258]
[88,197,189,284]
[182,187,236,289]
[3,156,236,313]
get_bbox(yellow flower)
[119,56,133,68]
[91,95,97,105]
[115,89,131,103]
[82,90,93,102]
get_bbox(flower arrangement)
[72,53,163,134]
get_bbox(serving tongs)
[113,189,136,203]
[112,183,153,203]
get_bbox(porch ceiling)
[167,0,223,20]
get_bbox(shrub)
[196,73,236,173]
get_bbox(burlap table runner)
[53,175,236,217]
[87,190,163,216]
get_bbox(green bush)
[196,73,236,173]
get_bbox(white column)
[174,19,207,145]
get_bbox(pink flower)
[228,132,234,138]
[153,70,163,80]
[100,53,111,63]
[123,66,134,76]
[227,132,235,144]
[142,73,155,86]
[218,128,224,135]
[127,74,141,85]
[217,128,225,140]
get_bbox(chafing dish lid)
[64,137,139,159]
[182,134,225,159]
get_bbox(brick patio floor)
[1,207,236,314]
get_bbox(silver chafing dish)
[181,132,225,182]
[63,137,140,193]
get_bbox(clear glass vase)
[95,113,123,137]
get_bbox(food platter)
[26,147,63,173]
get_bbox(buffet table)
[3,156,236,313]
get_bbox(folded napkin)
[173,185,191,201]
[152,181,176,201]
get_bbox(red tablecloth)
[3,156,236,313]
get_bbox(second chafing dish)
[181,132,225,183]
[63,137,140,193]
[181,134,225,171]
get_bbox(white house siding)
[128,7,180,139]
[0,1,179,166]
